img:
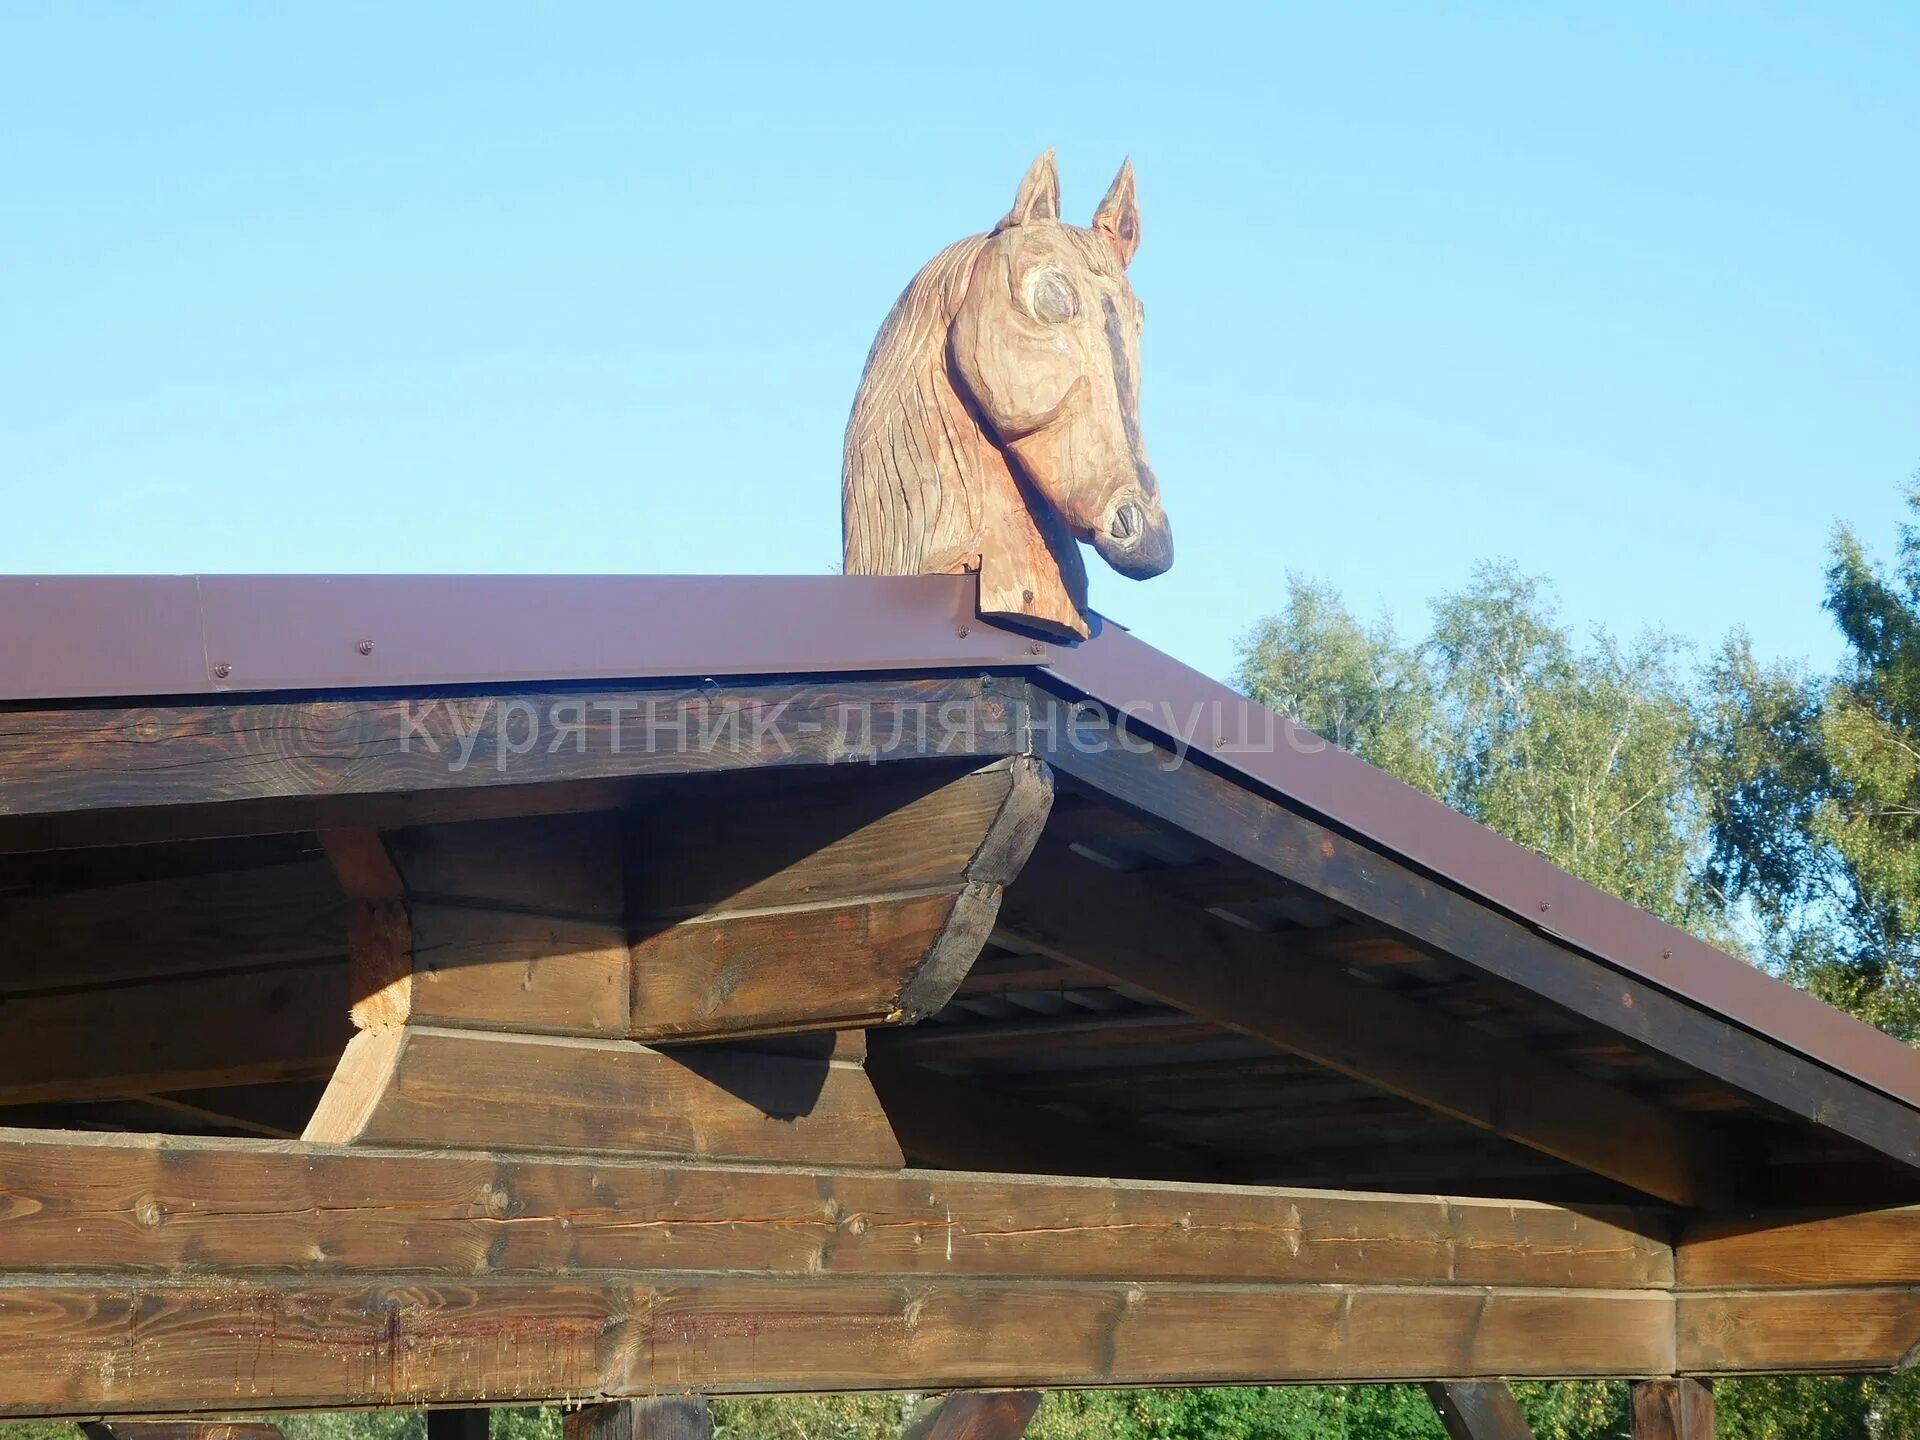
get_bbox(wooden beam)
[0,675,1020,851]
[901,1392,1041,1440]
[0,1129,1672,1286]
[1037,694,1920,1179]
[426,1414,490,1440]
[1424,1384,1535,1440]
[997,844,1735,1207]
[322,761,1048,1046]
[0,1275,1675,1413]
[1680,1204,1920,1287]
[629,758,1053,1040]
[1631,1380,1712,1440]
[304,1026,905,1167]
[0,1127,1688,1414]
[567,1398,709,1440]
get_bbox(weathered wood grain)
[0,960,350,1104]
[628,758,1052,1040]
[0,1129,1674,1287]
[0,859,347,994]
[567,1398,708,1440]
[901,1392,1040,1440]
[304,1027,905,1167]
[0,1276,1673,1415]
[1676,1289,1920,1373]
[1036,692,1920,1176]
[1424,1384,1536,1440]
[1631,1380,1713,1440]
[843,152,1171,640]
[0,676,1019,844]
[403,903,630,1035]
[998,845,1733,1207]
[1678,1205,1920,1287]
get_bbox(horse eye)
[1027,268,1078,324]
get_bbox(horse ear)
[998,150,1061,231]
[1092,158,1140,267]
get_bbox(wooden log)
[901,1392,1041,1440]
[0,960,350,1104]
[0,675,1021,851]
[1631,1380,1712,1439]
[1037,697,1920,1177]
[304,1026,905,1167]
[997,845,1735,1208]
[628,758,1053,1040]
[323,761,1047,1045]
[327,823,630,1036]
[1424,1383,1535,1440]
[0,1129,1675,1287]
[567,1398,709,1440]
[0,1276,1675,1415]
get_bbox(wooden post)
[1631,1380,1713,1440]
[1424,1384,1535,1440]
[900,1392,1043,1440]
[566,1397,710,1440]
[426,1411,489,1440]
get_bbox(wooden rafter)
[997,844,1737,1207]
[1039,696,1920,1180]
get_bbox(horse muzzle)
[1096,492,1174,579]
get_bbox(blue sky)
[3,2,1915,685]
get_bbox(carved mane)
[842,236,1089,629]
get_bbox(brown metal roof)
[4,570,1918,1113]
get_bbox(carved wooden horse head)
[842,152,1172,638]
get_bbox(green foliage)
[1701,480,1920,1037]
[1237,561,1713,930]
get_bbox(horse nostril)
[1110,504,1142,543]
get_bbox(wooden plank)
[1035,692,1920,1176]
[0,1276,1674,1415]
[0,960,350,1104]
[304,1026,906,1167]
[901,1392,1040,1440]
[0,859,347,993]
[567,1398,709,1440]
[0,1129,1675,1288]
[998,845,1734,1208]
[1424,1383,1535,1440]
[1679,1205,1920,1287]
[1631,1379,1712,1439]
[628,758,1053,1041]
[0,675,1020,848]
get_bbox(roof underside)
[3,572,1919,1207]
